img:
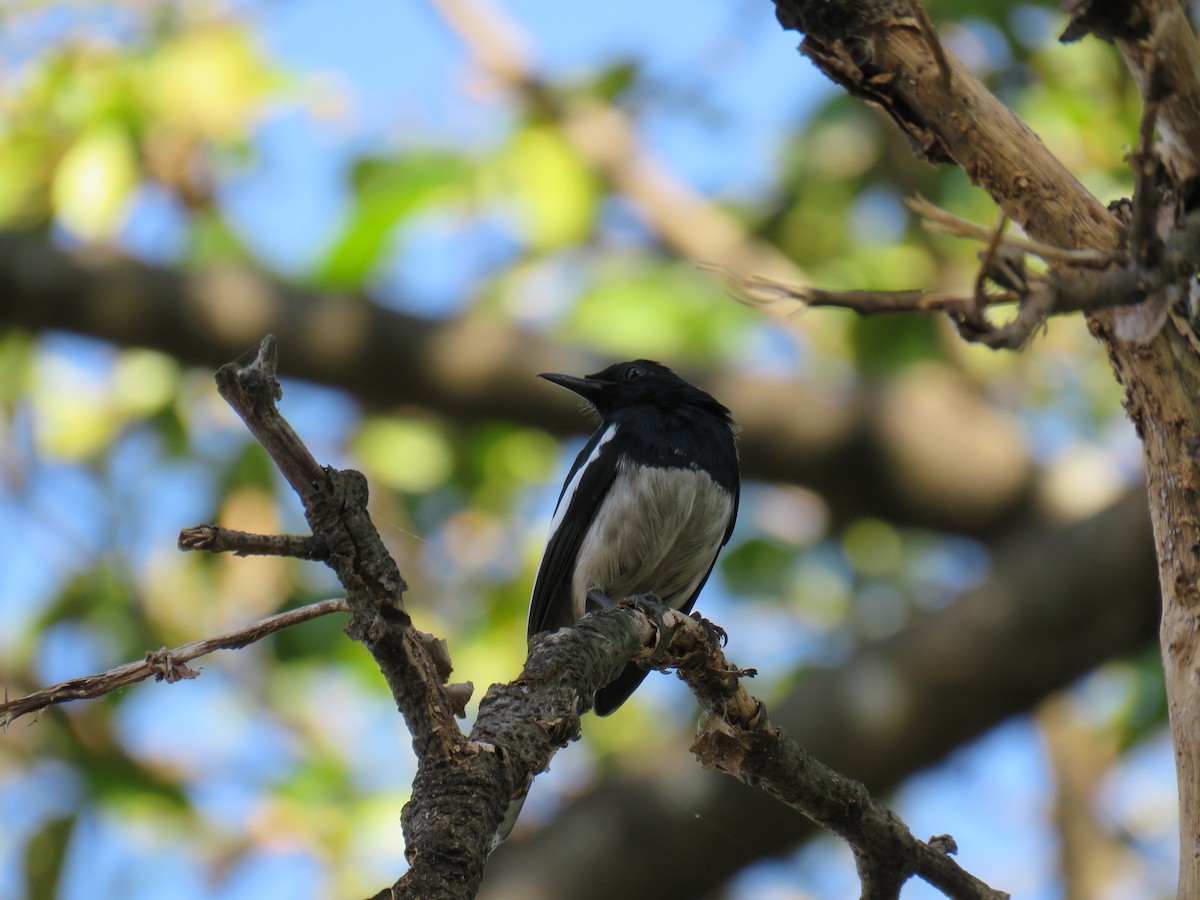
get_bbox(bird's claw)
[690,611,728,647]
[620,593,684,662]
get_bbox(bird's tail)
[593,662,651,716]
[493,792,527,849]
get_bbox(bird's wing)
[681,480,739,616]
[528,424,621,637]
[722,474,740,546]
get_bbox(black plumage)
[529,359,739,715]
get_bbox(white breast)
[570,461,733,620]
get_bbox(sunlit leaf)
[51,124,137,240]
[501,124,597,251]
[842,518,903,578]
[146,26,276,141]
[565,260,748,359]
[354,418,452,493]
[113,350,179,417]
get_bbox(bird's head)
[539,360,731,422]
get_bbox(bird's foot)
[620,593,685,662]
[620,591,665,620]
[585,587,617,613]
[690,611,728,647]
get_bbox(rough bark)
[1062,2,1200,893]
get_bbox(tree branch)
[0,598,349,727]
[1064,4,1200,895]
[385,604,656,899]
[38,335,1012,899]
[204,336,465,766]
[384,596,1011,899]
[1063,0,1200,182]
[647,606,1009,899]
[719,207,1200,349]
[482,488,1158,899]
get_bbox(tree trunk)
[772,0,1200,893]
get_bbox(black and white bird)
[529,359,740,715]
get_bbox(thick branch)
[0,599,348,726]
[482,489,1159,898]
[384,607,654,899]
[387,598,1007,900]
[1067,4,1200,896]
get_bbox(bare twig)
[719,196,1200,350]
[906,197,1115,268]
[214,337,329,504]
[698,262,989,317]
[0,599,349,727]
[965,212,1013,332]
[178,524,328,559]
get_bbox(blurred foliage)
[0,1,1168,898]
[318,154,475,288]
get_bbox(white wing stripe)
[548,423,618,540]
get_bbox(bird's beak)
[539,372,606,404]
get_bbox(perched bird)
[529,359,740,715]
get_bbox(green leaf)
[219,441,278,495]
[317,154,472,288]
[565,260,748,359]
[353,417,452,493]
[51,124,137,240]
[721,538,794,598]
[501,125,597,251]
[24,814,75,900]
[852,315,945,377]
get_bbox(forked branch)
[5,336,1011,899]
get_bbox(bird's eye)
[623,366,644,381]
